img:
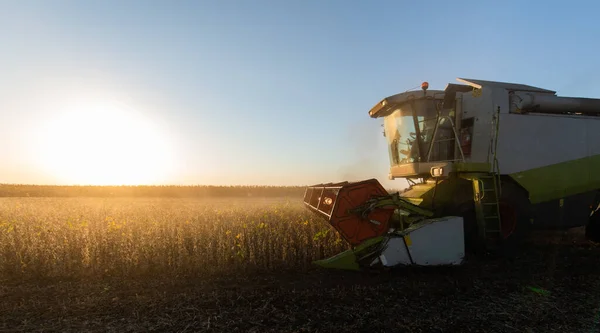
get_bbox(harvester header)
[304,179,394,246]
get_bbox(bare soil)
[2,228,600,333]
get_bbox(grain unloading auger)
[304,78,600,271]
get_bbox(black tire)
[443,201,482,256]
[494,181,532,259]
[461,205,484,255]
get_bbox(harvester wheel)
[499,202,517,238]
[462,208,477,246]
[496,181,532,258]
[449,202,482,255]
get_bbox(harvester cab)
[304,78,600,270]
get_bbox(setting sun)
[34,98,175,185]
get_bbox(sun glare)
[35,98,176,185]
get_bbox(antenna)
[404,84,421,93]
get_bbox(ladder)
[473,175,502,244]
[473,106,503,247]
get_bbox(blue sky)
[0,1,599,187]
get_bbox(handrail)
[426,115,466,162]
[492,107,501,195]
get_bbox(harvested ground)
[2,228,600,333]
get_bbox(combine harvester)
[303,78,600,270]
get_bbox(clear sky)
[1,1,599,187]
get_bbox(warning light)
[421,82,429,91]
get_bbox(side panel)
[495,113,600,203]
[460,88,494,163]
[378,237,411,266]
[406,217,465,265]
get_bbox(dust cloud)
[337,120,407,191]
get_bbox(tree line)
[0,184,308,198]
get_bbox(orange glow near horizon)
[32,97,177,185]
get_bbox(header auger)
[304,78,600,270]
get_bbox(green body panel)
[509,155,600,204]
[351,193,434,217]
[396,155,600,206]
[313,249,361,270]
[400,182,436,199]
[313,237,384,270]
[400,176,474,215]
[403,197,424,205]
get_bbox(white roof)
[456,78,556,94]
